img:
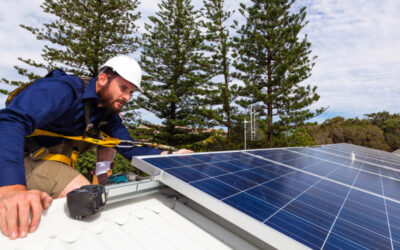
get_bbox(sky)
[0,0,399,124]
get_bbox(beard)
[97,82,125,115]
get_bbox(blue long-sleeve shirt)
[0,69,161,186]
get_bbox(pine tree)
[1,0,141,94]
[232,0,325,147]
[137,0,207,145]
[199,0,238,142]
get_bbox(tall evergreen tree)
[1,0,140,95]
[232,0,324,146]
[137,0,206,145]
[199,0,237,142]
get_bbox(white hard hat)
[99,55,143,93]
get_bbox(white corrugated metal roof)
[0,184,259,250]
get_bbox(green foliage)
[272,128,316,147]
[75,149,97,181]
[232,0,325,146]
[1,0,141,93]
[182,130,227,152]
[306,115,395,151]
[342,125,389,150]
[113,152,138,174]
[381,119,400,150]
[287,129,317,147]
[365,111,400,127]
[137,0,208,146]
[198,0,239,141]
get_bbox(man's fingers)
[5,202,18,240]
[0,207,8,237]
[40,192,53,210]
[29,195,44,233]
[17,200,29,238]
[174,149,194,154]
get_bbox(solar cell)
[132,144,400,249]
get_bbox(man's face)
[97,75,137,114]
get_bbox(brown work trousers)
[24,141,94,198]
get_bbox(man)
[0,55,191,240]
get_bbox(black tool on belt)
[66,185,106,219]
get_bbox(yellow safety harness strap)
[41,153,72,166]
[71,147,79,169]
[27,129,163,170]
[27,129,137,169]
[27,129,122,148]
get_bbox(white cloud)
[0,0,49,82]
[301,0,400,119]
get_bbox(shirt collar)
[82,77,98,101]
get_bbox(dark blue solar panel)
[327,167,359,185]
[216,174,257,190]
[145,157,183,169]
[288,147,349,163]
[140,145,400,249]
[324,233,370,250]
[246,185,291,208]
[188,163,228,177]
[386,200,400,243]
[380,168,400,179]
[329,218,391,249]
[339,190,389,238]
[214,159,252,170]
[208,161,242,172]
[171,155,204,165]
[282,156,320,169]
[211,152,249,160]
[266,210,328,249]
[191,154,221,162]
[262,173,317,198]
[248,166,287,179]
[249,149,303,162]
[382,177,400,201]
[303,162,341,176]
[237,169,271,184]
[283,200,335,231]
[361,163,381,174]
[164,167,207,182]
[353,172,383,195]
[228,159,261,169]
[296,180,349,216]
[191,178,239,199]
[224,192,278,221]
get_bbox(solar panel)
[320,144,400,168]
[132,144,400,249]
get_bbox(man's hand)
[0,185,52,240]
[161,149,194,155]
[173,149,194,154]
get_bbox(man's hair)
[100,67,120,82]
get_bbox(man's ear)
[96,73,109,90]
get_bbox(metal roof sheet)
[0,185,259,250]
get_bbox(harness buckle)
[29,146,49,161]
